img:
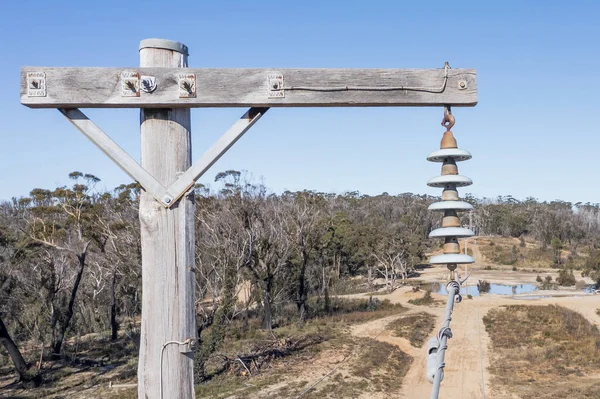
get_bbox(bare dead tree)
[246,195,292,330]
[373,238,412,292]
[282,191,323,322]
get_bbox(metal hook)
[126,81,137,92]
[441,105,455,131]
[181,81,192,93]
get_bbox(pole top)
[139,39,189,56]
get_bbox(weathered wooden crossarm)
[21,67,477,108]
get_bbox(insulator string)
[426,107,475,399]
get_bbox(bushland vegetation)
[1,172,600,389]
[484,305,600,398]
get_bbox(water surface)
[429,283,538,297]
[428,282,598,297]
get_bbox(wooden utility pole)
[138,39,195,399]
[20,38,478,399]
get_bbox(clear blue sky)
[1,1,599,203]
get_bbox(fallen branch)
[236,356,252,376]
[219,334,325,375]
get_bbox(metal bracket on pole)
[163,107,269,206]
[59,108,169,205]
[60,107,268,208]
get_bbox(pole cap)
[139,39,189,56]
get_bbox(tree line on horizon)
[1,170,600,384]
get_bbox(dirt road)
[348,243,600,399]
[350,287,492,399]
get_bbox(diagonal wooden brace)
[164,107,269,206]
[59,108,169,204]
[59,107,268,208]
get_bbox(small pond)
[583,285,599,294]
[428,282,538,297]
[427,282,598,297]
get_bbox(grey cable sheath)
[430,280,459,399]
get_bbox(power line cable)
[279,64,450,94]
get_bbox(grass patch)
[408,291,440,307]
[0,332,140,399]
[484,305,600,398]
[348,339,412,390]
[332,277,373,295]
[363,290,390,296]
[280,338,412,399]
[198,324,412,398]
[2,299,407,399]
[271,296,404,328]
[478,237,588,269]
[302,298,406,327]
[388,313,436,347]
[195,374,280,399]
[195,297,408,397]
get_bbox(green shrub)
[334,278,371,295]
[483,305,600,398]
[408,291,438,306]
[557,269,576,286]
[539,275,557,290]
[477,280,491,293]
[388,313,435,347]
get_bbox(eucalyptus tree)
[0,218,40,386]
[247,196,292,330]
[282,190,326,322]
[91,183,141,340]
[213,171,293,330]
[194,180,251,379]
[20,172,101,357]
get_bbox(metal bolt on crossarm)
[426,106,475,399]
